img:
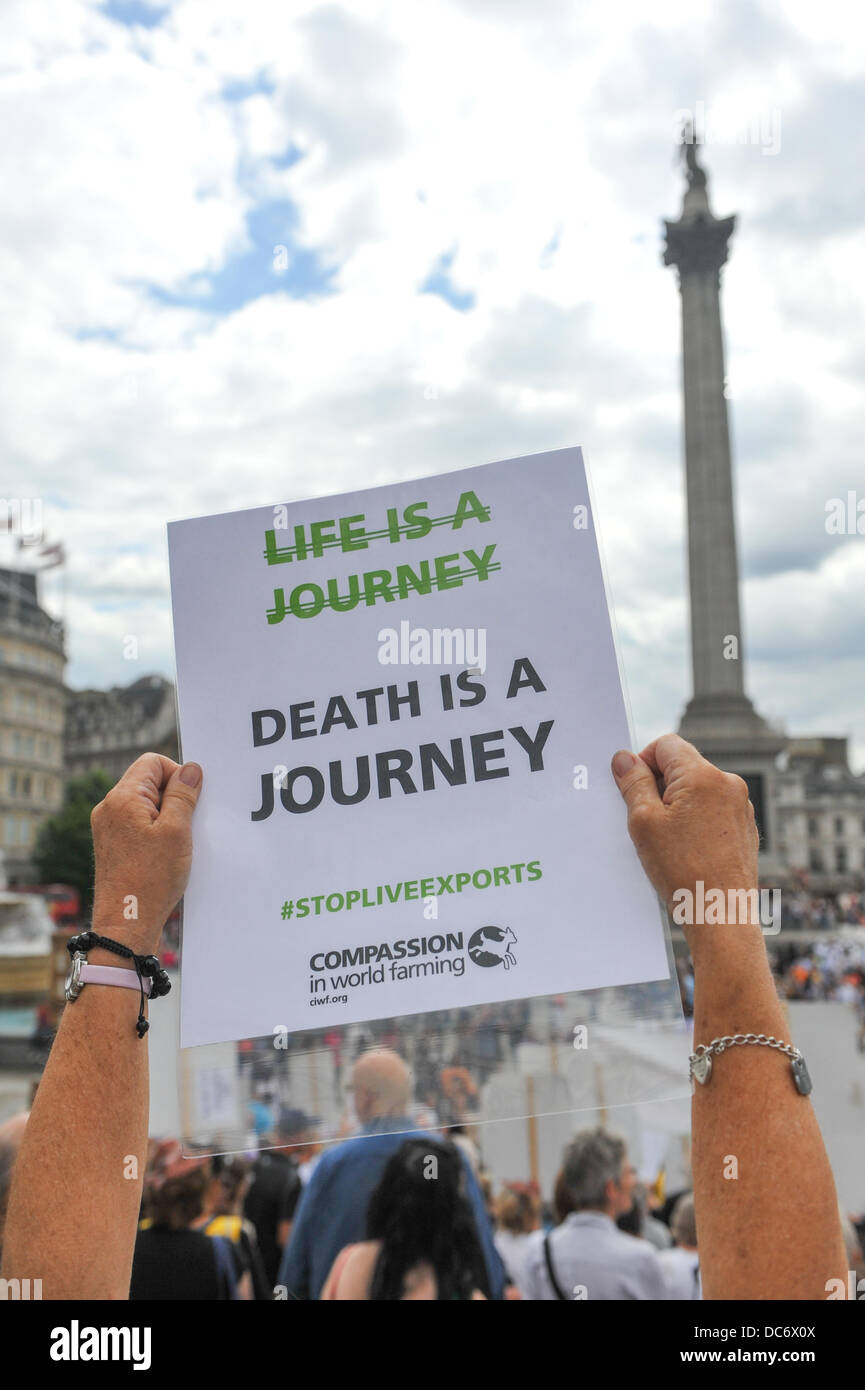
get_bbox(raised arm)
[612,734,846,1301]
[1,754,202,1299]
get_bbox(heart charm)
[691,1053,712,1085]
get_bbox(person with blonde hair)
[493,1182,541,1297]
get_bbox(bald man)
[278,1050,505,1300]
[351,1049,411,1123]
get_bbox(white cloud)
[1,0,864,769]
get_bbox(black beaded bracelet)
[67,932,171,1038]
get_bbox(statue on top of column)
[680,119,707,189]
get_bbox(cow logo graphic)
[467,926,517,970]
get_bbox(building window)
[834,816,844,836]
[3,816,27,847]
[809,851,824,873]
[21,774,31,798]
[836,847,847,873]
[808,816,819,838]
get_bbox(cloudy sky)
[3,0,863,765]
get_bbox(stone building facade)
[0,568,66,882]
[65,674,178,785]
[774,738,865,890]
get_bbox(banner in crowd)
[168,447,670,1047]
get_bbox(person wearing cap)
[243,1108,308,1288]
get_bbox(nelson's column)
[664,133,785,877]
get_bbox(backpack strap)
[543,1232,570,1301]
[212,1234,239,1300]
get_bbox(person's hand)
[610,733,759,913]
[89,753,203,956]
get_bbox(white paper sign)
[168,448,669,1048]
[193,1062,238,1132]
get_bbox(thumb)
[157,762,203,833]
[610,749,661,824]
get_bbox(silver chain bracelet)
[689,1033,813,1095]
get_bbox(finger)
[610,749,663,822]
[637,733,706,787]
[156,762,203,834]
[112,752,182,807]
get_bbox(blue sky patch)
[70,326,123,344]
[144,199,337,313]
[101,0,169,28]
[540,229,561,267]
[221,73,276,103]
[421,248,475,311]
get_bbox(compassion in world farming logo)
[468,926,517,969]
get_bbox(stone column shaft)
[679,267,745,699]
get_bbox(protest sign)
[168,447,670,1048]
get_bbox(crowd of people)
[239,1000,532,1132]
[778,888,865,933]
[3,1047,863,1301]
[129,1053,865,1299]
[115,1054,720,1300]
[0,736,854,1300]
[672,890,865,1022]
[772,935,865,1003]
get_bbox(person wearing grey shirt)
[658,1192,701,1300]
[523,1129,667,1300]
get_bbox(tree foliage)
[32,770,113,912]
